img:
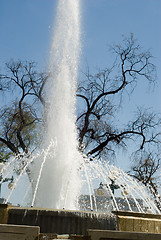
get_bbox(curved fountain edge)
[0,204,116,235]
[1,204,161,235]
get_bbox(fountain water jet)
[1,149,160,214]
[33,0,82,210]
[0,0,160,218]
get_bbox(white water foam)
[1,0,160,215]
[33,0,82,209]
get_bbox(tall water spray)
[1,0,160,215]
[34,0,82,209]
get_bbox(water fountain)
[32,0,82,210]
[0,0,161,236]
[0,153,160,214]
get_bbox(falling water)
[1,0,160,215]
[33,0,82,209]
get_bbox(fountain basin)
[1,204,161,235]
[114,211,161,233]
[0,204,116,235]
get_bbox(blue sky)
[1,0,161,71]
[0,0,161,169]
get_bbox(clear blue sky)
[1,0,161,71]
[0,0,161,169]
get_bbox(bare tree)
[0,34,160,171]
[0,34,160,207]
[0,60,48,161]
[76,34,160,160]
[128,152,161,210]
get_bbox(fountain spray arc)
[33,0,82,209]
[1,0,160,216]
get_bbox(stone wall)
[7,206,116,235]
[0,204,9,224]
[1,204,161,236]
[113,211,161,233]
[0,223,40,240]
[88,229,161,240]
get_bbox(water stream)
[33,0,82,210]
[0,0,160,215]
